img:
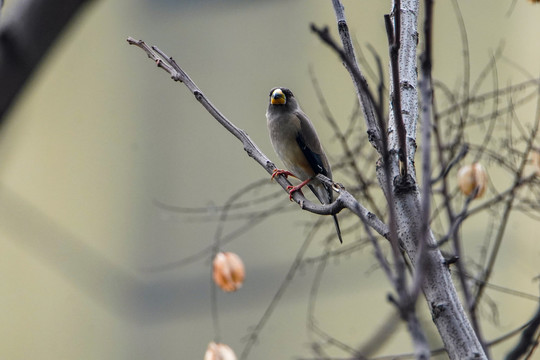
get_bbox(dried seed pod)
[457,163,488,198]
[204,342,237,360]
[212,252,245,292]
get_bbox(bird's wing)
[294,111,331,178]
[294,111,334,204]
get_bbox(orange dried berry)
[204,342,237,360]
[457,163,488,198]
[212,252,245,292]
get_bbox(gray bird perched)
[266,87,342,243]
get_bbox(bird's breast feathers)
[268,115,315,180]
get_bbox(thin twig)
[309,67,383,218]
[329,0,382,152]
[239,221,321,360]
[473,83,540,311]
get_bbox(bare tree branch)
[329,0,383,152]
[384,2,409,180]
[505,289,540,360]
[0,0,94,122]
[313,1,489,358]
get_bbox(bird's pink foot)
[271,169,296,181]
[286,185,304,201]
[286,178,311,201]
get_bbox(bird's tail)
[333,215,343,244]
[310,182,343,243]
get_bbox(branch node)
[367,129,380,144]
[332,182,345,193]
[265,160,275,171]
[401,80,415,90]
[443,255,460,268]
[393,173,416,195]
[337,20,348,32]
[171,73,182,82]
[409,137,417,150]
[387,293,399,308]
[431,302,448,320]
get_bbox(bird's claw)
[287,184,304,201]
[271,169,296,181]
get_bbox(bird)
[266,87,342,243]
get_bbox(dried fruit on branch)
[457,163,488,199]
[204,342,237,360]
[212,252,245,292]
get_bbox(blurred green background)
[0,1,539,359]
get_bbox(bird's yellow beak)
[271,89,286,105]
